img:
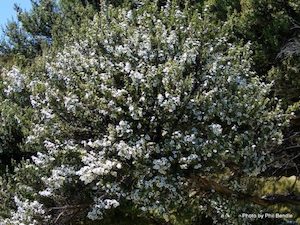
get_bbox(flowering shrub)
[1,1,286,224]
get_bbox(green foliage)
[205,0,299,73]
[0,0,102,63]
[0,0,58,60]
[0,66,34,174]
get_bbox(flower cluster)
[87,198,120,220]
[1,67,25,96]
[3,196,49,225]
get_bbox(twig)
[48,204,90,212]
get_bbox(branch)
[48,204,90,224]
[285,145,300,150]
[189,176,300,206]
[48,204,90,212]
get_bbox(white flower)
[157,94,164,104]
[124,62,132,73]
[127,10,133,20]
[64,94,80,113]
[210,123,223,136]
[39,189,52,197]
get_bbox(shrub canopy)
[0,1,289,224]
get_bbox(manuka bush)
[0,1,287,224]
